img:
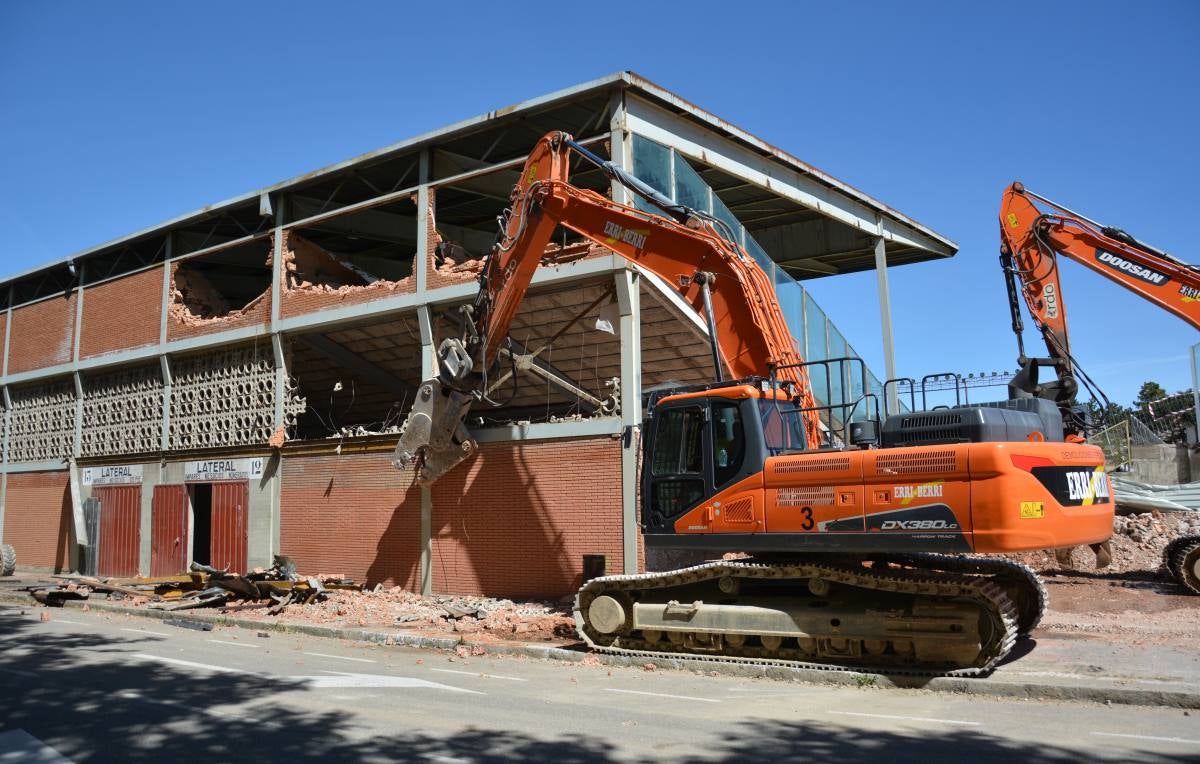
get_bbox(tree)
[1135,381,1168,407]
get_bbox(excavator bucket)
[392,378,477,485]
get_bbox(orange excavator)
[393,133,1115,675]
[1000,182,1200,592]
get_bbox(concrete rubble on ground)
[224,586,577,643]
[1014,510,1200,574]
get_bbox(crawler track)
[574,559,1018,678]
[873,553,1046,635]
[1164,536,1200,594]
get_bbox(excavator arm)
[999,181,1199,424]
[394,131,820,484]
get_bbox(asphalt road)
[1,604,1197,763]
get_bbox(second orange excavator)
[393,133,1115,675]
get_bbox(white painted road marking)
[299,671,484,694]
[305,651,376,664]
[431,668,528,682]
[1091,731,1200,745]
[132,653,256,675]
[0,729,73,763]
[829,711,980,727]
[121,628,170,637]
[47,619,86,626]
[604,688,720,704]
[208,638,261,649]
[131,654,480,694]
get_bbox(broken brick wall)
[7,293,77,375]
[2,470,73,572]
[80,266,163,359]
[430,435,624,599]
[278,231,416,319]
[166,261,270,342]
[279,450,421,589]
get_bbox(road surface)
[0,604,1196,762]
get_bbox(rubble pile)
[233,586,576,642]
[1013,511,1200,574]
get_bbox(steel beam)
[874,217,898,412]
[615,269,642,575]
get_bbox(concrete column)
[608,91,632,206]
[874,216,899,413]
[414,150,431,294]
[0,386,8,541]
[615,270,641,575]
[417,304,434,595]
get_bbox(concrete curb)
[3,592,1197,709]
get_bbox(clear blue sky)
[1,1,1196,407]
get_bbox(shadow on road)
[0,610,1189,763]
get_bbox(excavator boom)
[394,132,819,484]
[999,182,1199,420]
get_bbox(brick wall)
[430,435,624,599]
[80,267,163,359]
[8,293,76,374]
[0,311,7,368]
[279,451,421,588]
[2,471,72,571]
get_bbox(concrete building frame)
[0,72,956,596]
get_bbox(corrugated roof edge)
[2,70,956,291]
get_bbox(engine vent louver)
[875,450,958,475]
[722,498,754,523]
[774,456,852,475]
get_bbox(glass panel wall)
[629,134,895,415]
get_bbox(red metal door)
[210,482,248,573]
[151,485,189,576]
[94,486,141,577]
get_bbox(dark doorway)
[191,483,213,566]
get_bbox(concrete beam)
[470,417,622,443]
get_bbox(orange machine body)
[644,385,1111,556]
[669,440,1112,553]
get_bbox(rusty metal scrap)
[36,555,359,614]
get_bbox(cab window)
[712,402,745,487]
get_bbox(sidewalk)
[3,572,1197,709]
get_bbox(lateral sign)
[184,457,266,482]
[82,464,144,486]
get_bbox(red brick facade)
[8,293,76,374]
[279,436,626,598]
[430,436,624,598]
[2,471,73,571]
[80,267,163,359]
[279,451,422,589]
